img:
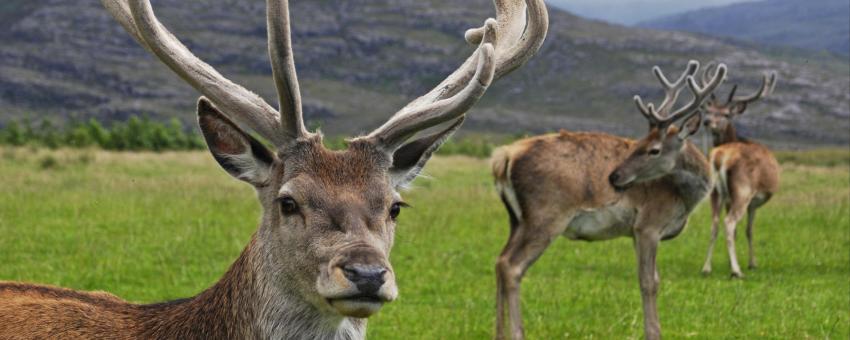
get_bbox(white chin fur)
[615,175,637,188]
[329,299,385,318]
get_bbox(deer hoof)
[730,272,744,279]
[701,268,712,276]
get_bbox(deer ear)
[388,118,464,189]
[730,102,748,115]
[677,113,703,140]
[197,97,275,186]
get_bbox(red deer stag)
[491,61,726,340]
[0,0,548,338]
[699,67,779,278]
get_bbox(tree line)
[0,116,205,151]
[0,116,520,158]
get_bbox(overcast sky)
[547,0,754,25]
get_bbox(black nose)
[342,264,387,295]
[608,172,620,186]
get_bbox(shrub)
[0,115,206,152]
[39,155,59,169]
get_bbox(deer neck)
[712,123,740,146]
[136,236,366,339]
[667,143,712,210]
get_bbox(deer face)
[702,96,746,135]
[196,99,465,318]
[702,105,732,134]
[609,60,725,191]
[609,121,698,191]
[701,71,777,137]
[267,142,400,318]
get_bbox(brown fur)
[492,128,711,340]
[702,118,780,278]
[503,131,635,213]
[0,239,258,339]
[711,141,780,200]
[701,73,780,277]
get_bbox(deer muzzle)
[608,170,635,192]
[318,246,397,318]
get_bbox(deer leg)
[724,203,746,279]
[495,226,521,340]
[496,260,507,340]
[497,227,556,340]
[746,206,757,269]
[702,190,722,275]
[635,230,662,340]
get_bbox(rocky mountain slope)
[640,0,850,57]
[1,0,848,145]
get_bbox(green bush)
[38,155,59,169]
[0,115,205,152]
[0,121,25,146]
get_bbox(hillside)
[0,0,848,145]
[547,0,746,26]
[640,0,850,57]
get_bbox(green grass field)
[0,147,847,339]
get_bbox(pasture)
[0,146,847,339]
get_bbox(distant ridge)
[640,0,850,57]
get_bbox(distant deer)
[699,67,779,278]
[491,61,726,340]
[0,0,547,338]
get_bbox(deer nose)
[608,171,620,186]
[342,264,387,295]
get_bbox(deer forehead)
[636,127,679,150]
[641,128,665,144]
[706,106,732,115]
[278,141,389,182]
[276,144,398,207]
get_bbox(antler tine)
[633,95,660,125]
[360,0,548,151]
[653,60,699,113]
[633,60,700,125]
[267,0,311,140]
[655,60,699,90]
[102,0,291,146]
[362,21,498,149]
[731,72,777,104]
[725,84,738,105]
[369,43,497,147]
[464,0,549,78]
[665,64,727,123]
[701,61,717,88]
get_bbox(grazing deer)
[0,0,548,338]
[699,67,780,278]
[491,61,726,340]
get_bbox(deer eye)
[389,202,405,220]
[648,148,662,156]
[279,196,299,215]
